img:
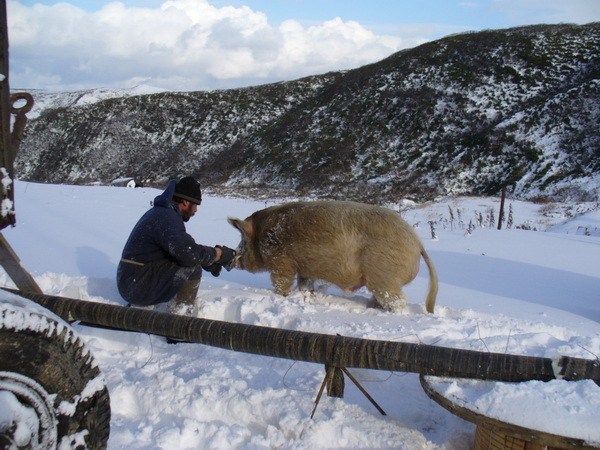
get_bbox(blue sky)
[7,0,600,91]
[16,0,599,30]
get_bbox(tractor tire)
[0,296,110,449]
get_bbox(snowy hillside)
[18,85,167,119]
[15,22,600,203]
[0,181,598,449]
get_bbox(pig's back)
[252,200,419,249]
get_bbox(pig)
[228,200,438,313]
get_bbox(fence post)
[497,186,506,230]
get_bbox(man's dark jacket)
[117,180,217,306]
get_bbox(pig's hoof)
[371,294,407,313]
[366,298,382,309]
[273,286,292,297]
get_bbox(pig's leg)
[270,259,297,296]
[370,288,407,312]
[364,267,407,312]
[272,273,295,295]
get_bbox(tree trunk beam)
[4,288,599,385]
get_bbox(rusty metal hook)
[10,92,34,115]
[9,92,34,152]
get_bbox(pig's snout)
[228,246,243,269]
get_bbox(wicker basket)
[420,375,598,450]
[475,422,566,450]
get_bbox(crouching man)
[117,176,236,315]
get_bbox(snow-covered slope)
[1,181,598,448]
[17,85,167,119]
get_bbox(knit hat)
[174,176,202,204]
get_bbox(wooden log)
[3,288,599,385]
[0,2,15,230]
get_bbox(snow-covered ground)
[1,180,599,449]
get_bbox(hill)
[15,22,600,203]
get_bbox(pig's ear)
[228,217,254,239]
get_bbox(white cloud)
[6,0,407,91]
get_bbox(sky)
[1,181,599,448]
[5,0,600,92]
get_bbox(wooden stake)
[310,369,329,419]
[342,368,386,416]
[498,186,507,230]
[0,233,42,293]
[311,365,387,419]
[325,364,345,398]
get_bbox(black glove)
[202,263,222,277]
[216,245,237,271]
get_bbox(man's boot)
[168,277,200,316]
[166,277,201,343]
